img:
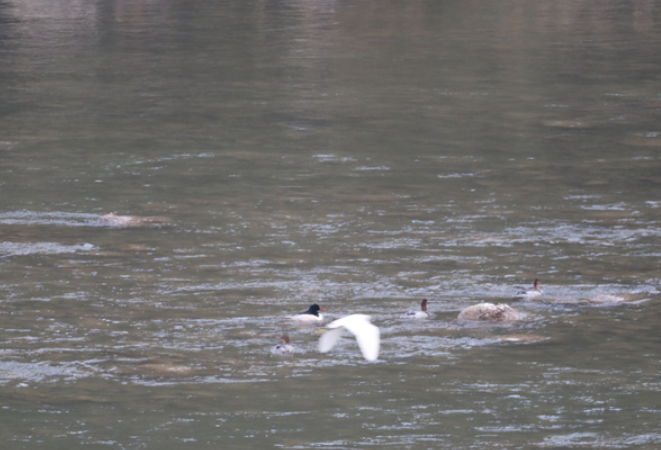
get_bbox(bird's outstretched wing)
[321,315,380,361]
[318,327,344,353]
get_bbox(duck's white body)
[515,279,543,298]
[402,299,429,319]
[318,314,380,361]
[516,289,543,298]
[458,303,520,321]
[404,311,429,319]
[288,313,323,322]
[272,343,294,354]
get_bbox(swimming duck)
[402,299,429,319]
[287,304,326,322]
[318,314,380,361]
[272,335,295,355]
[458,303,520,321]
[515,279,543,298]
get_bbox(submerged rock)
[540,294,650,306]
[98,213,174,228]
[458,303,520,321]
[495,334,548,344]
[543,120,591,129]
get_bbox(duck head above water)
[306,304,326,316]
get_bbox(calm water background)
[1,0,661,448]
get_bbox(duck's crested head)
[420,299,428,311]
[279,335,291,344]
[533,279,541,289]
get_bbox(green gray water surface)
[1,0,661,448]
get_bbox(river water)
[1,0,661,448]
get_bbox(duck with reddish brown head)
[402,299,430,319]
[272,335,295,355]
[515,279,543,298]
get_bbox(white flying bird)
[318,314,380,361]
